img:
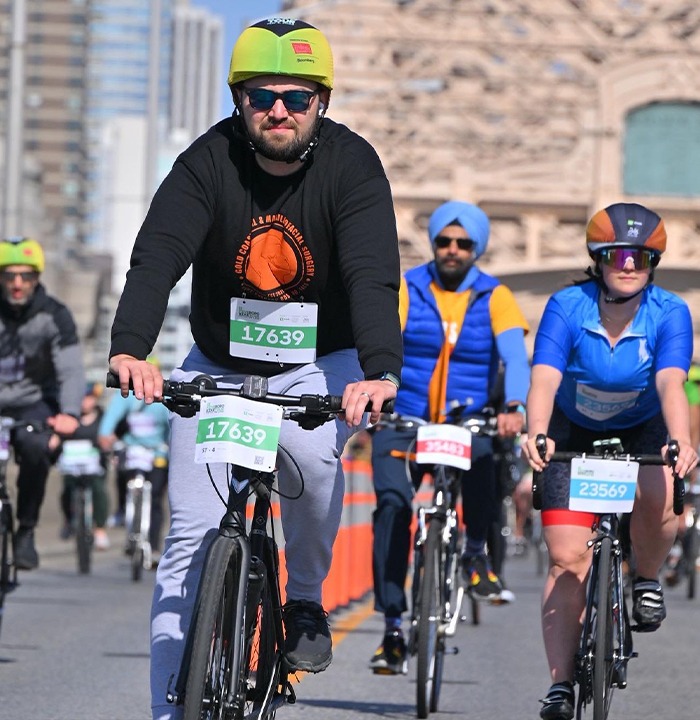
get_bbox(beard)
[434,256,473,287]
[247,116,322,162]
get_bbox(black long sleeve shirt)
[110,116,403,379]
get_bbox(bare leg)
[631,465,676,578]
[542,524,594,683]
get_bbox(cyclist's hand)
[662,439,699,479]
[342,379,397,428]
[98,434,117,452]
[497,410,525,438]
[109,353,163,403]
[522,433,555,472]
[47,413,80,436]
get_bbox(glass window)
[623,102,700,197]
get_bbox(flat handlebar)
[105,372,394,426]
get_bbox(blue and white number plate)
[569,457,638,513]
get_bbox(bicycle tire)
[416,518,442,719]
[592,536,615,720]
[242,538,284,719]
[129,486,143,582]
[184,536,244,720]
[74,488,92,575]
[0,503,12,638]
[685,522,699,600]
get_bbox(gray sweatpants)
[151,347,363,720]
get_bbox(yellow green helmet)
[228,19,334,90]
[0,237,45,272]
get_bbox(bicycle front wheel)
[0,502,14,638]
[184,536,245,720]
[685,515,699,600]
[416,518,443,719]
[74,487,93,575]
[592,536,615,720]
[242,538,284,719]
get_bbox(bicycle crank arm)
[442,586,465,637]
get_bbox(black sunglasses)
[434,236,475,251]
[244,88,317,113]
[0,270,38,282]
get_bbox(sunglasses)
[0,270,38,282]
[597,247,655,270]
[434,236,475,251]
[244,88,317,113]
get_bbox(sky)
[192,1,285,117]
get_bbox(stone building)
[285,0,700,354]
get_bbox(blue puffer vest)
[395,263,500,419]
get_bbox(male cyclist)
[106,19,402,720]
[369,201,529,674]
[0,237,84,569]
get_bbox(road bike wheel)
[0,503,13,638]
[74,488,92,575]
[129,487,143,582]
[242,539,284,719]
[416,518,442,719]
[685,519,699,600]
[184,536,244,720]
[592,537,615,720]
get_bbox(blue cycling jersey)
[533,280,692,431]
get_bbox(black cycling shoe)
[282,599,332,673]
[632,577,666,631]
[539,681,575,720]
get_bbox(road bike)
[119,444,156,581]
[533,436,683,720]
[0,416,44,639]
[58,439,104,574]
[377,408,500,718]
[107,371,390,720]
[664,479,700,599]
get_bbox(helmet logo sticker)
[235,214,314,301]
[292,42,313,55]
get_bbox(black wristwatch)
[366,371,401,389]
[505,403,526,415]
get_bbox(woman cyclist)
[521,202,698,720]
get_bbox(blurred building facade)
[285,0,700,354]
[0,0,222,376]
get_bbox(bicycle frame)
[576,512,635,718]
[167,469,293,718]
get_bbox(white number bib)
[230,298,317,363]
[123,445,155,473]
[415,424,472,471]
[575,384,639,422]
[568,457,639,513]
[59,439,103,475]
[195,395,283,473]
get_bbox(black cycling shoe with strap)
[632,577,666,631]
[539,681,575,720]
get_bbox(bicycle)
[118,443,156,582]
[0,416,44,639]
[58,439,104,574]
[376,407,500,718]
[664,479,700,599]
[107,371,390,720]
[533,435,684,720]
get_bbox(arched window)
[623,102,700,196]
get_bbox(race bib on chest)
[575,384,639,421]
[230,298,317,363]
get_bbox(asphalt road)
[1,475,699,720]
